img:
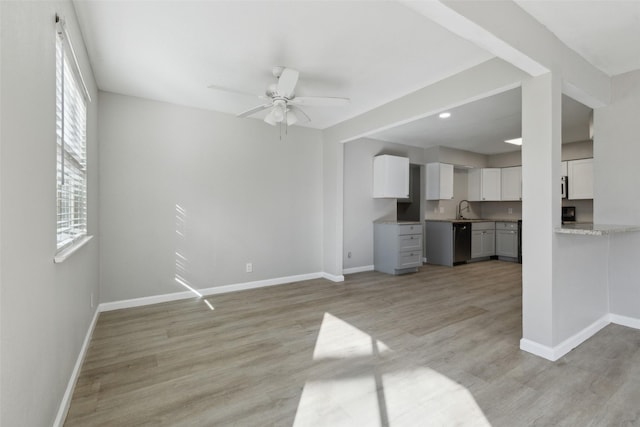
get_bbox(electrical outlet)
[508,208,513,214]
[348,252,352,259]
[246,263,253,273]
[439,206,445,213]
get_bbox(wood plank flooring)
[65,261,640,426]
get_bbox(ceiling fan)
[209,66,350,127]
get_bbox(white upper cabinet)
[373,155,409,198]
[568,158,594,200]
[501,166,522,201]
[426,162,454,200]
[468,168,501,201]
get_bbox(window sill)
[54,235,94,264]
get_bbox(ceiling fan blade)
[207,84,259,98]
[277,68,299,98]
[237,104,272,118]
[289,96,350,107]
[289,105,311,123]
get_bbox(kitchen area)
[368,139,594,274]
[343,89,596,276]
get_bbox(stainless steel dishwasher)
[453,222,471,264]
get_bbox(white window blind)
[56,17,89,251]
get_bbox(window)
[56,16,89,251]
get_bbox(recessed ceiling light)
[439,112,451,119]
[505,137,522,146]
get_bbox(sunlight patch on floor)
[295,312,491,426]
[382,367,491,426]
[294,376,381,427]
[312,312,390,360]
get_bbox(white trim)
[343,265,374,275]
[610,313,640,330]
[551,315,610,361]
[520,315,610,361]
[54,235,93,264]
[99,290,194,312]
[200,272,326,295]
[519,338,556,361]
[53,308,100,427]
[99,272,335,312]
[321,272,345,282]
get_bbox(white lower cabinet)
[495,222,518,258]
[471,222,495,259]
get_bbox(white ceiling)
[516,0,640,76]
[73,1,638,154]
[368,89,592,155]
[72,0,492,129]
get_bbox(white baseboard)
[99,272,341,312]
[53,307,100,427]
[199,272,326,295]
[551,315,610,360]
[99,290,195,312]
[520,315,610,361]
[519,338,556,361]
[609,313,640,330]
[321,272,345,282]
[343,265,374,275]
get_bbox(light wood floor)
[65,261,640,426]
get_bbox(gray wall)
[343,138,424,270]
[98,92,324,302]
[595,70,640,320]
[487,150,521,167]
[562,140,593,161]
[1,2,100,426]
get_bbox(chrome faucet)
[457,199,470,220]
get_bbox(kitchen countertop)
[555,223,640,236]
[374,220,422,225]
[425,218,520,223]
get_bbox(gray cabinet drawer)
[399,234,422,251]
[472,221,495,231]
[397,250,422,268]
[398,224,422,235]
[496,221,518,230]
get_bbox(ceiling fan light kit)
[210,66,350,131]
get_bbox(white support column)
[521,73,562,353]
[322,137,345,281]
